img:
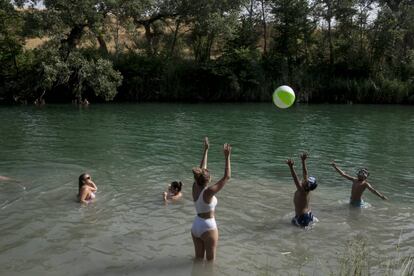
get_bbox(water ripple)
[0,104,413,275]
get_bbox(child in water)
[331,161,388,206]
[163,181,183,202]
[78,173,98,204]
[286,152,318,227]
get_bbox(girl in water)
[163,181,183,202]
[78,173,97,204]
[191,137,231,261]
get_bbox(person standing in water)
[191,137,231,261]
[331,161,388,206]
[286,152,318,227]
[78,173,98,204]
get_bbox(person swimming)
[77,173,97,204]
[331,161,388,206]
[163,181,183,202]
[191,137,231,261]
[286,152,318,227]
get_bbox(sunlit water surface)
[0,104,413,275]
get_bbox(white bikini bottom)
[191,216,217,238]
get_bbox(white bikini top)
[195,187,217,214]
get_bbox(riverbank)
[2,53,414,105]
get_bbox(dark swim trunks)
[350,198,366,207]
[292,212,314,227]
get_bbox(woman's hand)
[204,137,209,150]
[224,143,231,158]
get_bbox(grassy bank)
[258,234,413,276]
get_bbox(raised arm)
[300,152,309,182]
[366,182,388,200]
[286,159,302,191]
[88,180,97,192]
[331,161,355,181]
[205,143,231,197]
[199,137,209,169]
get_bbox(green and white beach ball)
[272,85,295,109]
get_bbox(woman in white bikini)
[77,173,97,204]
[191,137,231,261]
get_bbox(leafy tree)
[270,0,315,81]
[0,0,25,102]
[184,0,242,63]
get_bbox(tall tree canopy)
[0,0,413,103]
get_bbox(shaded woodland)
[1,0,413,103]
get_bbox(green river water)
[0,103,413,275]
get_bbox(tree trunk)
[260,0,268,55]
[143,23,154,56]
[115,16,120,57]
[328,18,334,67]
[97,33,109,55]
[61,24,86,59]
[169,19,181,58]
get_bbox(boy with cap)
[331,161,388,206]
[286,152,318,227]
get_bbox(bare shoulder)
[364,181,373,187]
[81,185,91,192]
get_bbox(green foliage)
[187,0,241,62]
[63,51,122,101]
[1,0,414,103]
[113,49,268,102]
[269,0,316,85]
[0,0,24,102]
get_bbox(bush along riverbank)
[1,1,414,104]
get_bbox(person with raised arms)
[191,137,231,261]
[331,161,388,206]
[286,152,318,227]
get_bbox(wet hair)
[78,173,88,195]
[305,176,317,192]
[192,167,210,186]
[170,181,183,192]
[357,168,369,179]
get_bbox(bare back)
[294,183,311,216]
[192,183,203,202]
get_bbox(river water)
[0,104,413,275]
